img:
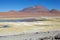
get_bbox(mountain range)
[0,5,60,18]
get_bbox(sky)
[0,0,60,12]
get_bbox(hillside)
[0,5,60,18]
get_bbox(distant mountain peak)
[32,5,44,8]
[19,5,49,13]
[50,9,60,13]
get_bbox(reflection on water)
[0,18,57,22]
[0,19,43,22]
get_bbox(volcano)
[20,5,49,13]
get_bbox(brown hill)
[50,9,60,13]
[0,5,60,18]
[19,5,49,13]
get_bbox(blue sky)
[0,0,60,12]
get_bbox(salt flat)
[0,17,60,36]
